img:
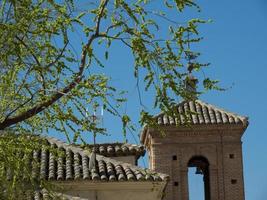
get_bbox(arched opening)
[187,156,210,200]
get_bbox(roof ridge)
[84,142,143,147]
[45,136,87,155]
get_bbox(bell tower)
[141,100,248,200]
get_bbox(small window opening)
[229,154,235,159]
[174,181,179,186]
[231,179,237,184]
[172,155,177,160]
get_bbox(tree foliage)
[0,0,217,198]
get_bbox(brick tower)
[141,100,248,200]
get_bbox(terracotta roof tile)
[156,100,248,126]
[29,137,168,183]
[141,100,249,143]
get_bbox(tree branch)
[98,33,133,48]
[45,40,69,69]
[95,0,109,35]
[4,91,37,121]
[0,0,110,130]
[15,36,47,94]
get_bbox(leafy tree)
[0,0,217,198]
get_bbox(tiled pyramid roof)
[156,100,248,126]
[32,137,168,182]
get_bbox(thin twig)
[45,40,69,69]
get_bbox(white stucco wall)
[109,155,136,165]
[56,181,166,200]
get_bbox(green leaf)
[76,12,86,19]
[121,2,139,24]
[105,51,109,60]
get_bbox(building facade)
[141,100,248,200]
[4,99,248,200]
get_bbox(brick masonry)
[142,124,247,200]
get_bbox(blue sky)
[192,1,267,199]
[49,1,267,199]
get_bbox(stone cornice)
[150,140,242,146]
[141,124,246,147]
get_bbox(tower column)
[209,167,220,200]
[180,169,189,200]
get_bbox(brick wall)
[144,125,246,200]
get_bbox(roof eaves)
[95,153,169,182]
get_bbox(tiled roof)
[156,100,248,126]
[81,143,145,158]
[32,137,168,182]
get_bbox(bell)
[195,166,203,175]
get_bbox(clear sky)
[49,1,267,199]
[190,1,267,199]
